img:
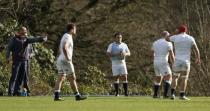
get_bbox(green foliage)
[29,44,56,95]
[32,44,56,86]
[0,20,18,95]
[0,51,11,94]
[0,19,18,46]
[77,65,111,95]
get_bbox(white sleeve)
[63,35,69,41]
[62,36,70,49]
[168,42,173,51]
[125,44,130,53]
[107,44,112,53]
[169,35,176,42]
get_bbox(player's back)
[170,33,195,61]
[153,38,172,63]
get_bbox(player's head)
[114,32,122,43]
[66,23,76,35]
[18,26,28,37]
[179,25,187,33]
[161,31,170,38]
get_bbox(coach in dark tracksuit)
[6,26,47,96]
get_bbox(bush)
[77,65,111,95]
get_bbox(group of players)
[55,23,200,101]
[5,23,200,101]
[152,25,200,100]
[54,24,130,101]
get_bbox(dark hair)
[114,32,122,37]
[66,23,76,31]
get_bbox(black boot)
[54,92,63,101]
[75,93,87,101]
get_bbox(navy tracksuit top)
[6,35,46,61]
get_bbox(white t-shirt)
[170,33,196,62]
[107,42,130,65]
[152,38,173,63]
[57,33,73,61]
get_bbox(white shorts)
[173,60,190,73]
[112,64,128,76]
[154,62,172,76]
[56,60,75,75]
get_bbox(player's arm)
[192,44,201,64]
[63,41,71,61]
[169,49,175,65]
[168,42,175,65]
[27,33,47,44]
[121,45,130,57]
[123,48,130,56]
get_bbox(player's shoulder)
[109,42,115,45]
[62,33,72,40]
[121,42,127,45]
[121,42,128,46]
[63,33,71,37]
[184,34,195,41]
[187,34,194,39]
[171,34,181,41]
[153,39,160,45]
[154,38,166,44]
[108,42,114,48]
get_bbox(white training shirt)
[170,33,196,62]
[107,42,130,65]
[152,38,173,63]
[57,33,73,61]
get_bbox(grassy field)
[0,96,209,111]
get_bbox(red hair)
[179,25,187,33]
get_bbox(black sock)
[54,92,60,99]
[123,83,128,96]
[171,88,175,95]
[180,92,185,97]
[153,84,160,96]
[114,83,119,96]
[163,81,170,97]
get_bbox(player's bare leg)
[170,74,180,99]
[179,71,190,100]
[54,74,65,101]
[67,74,87,101]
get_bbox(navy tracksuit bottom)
[8,60,30,95]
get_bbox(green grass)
[0,96,209,111]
